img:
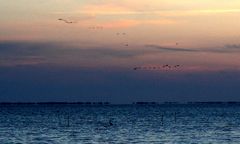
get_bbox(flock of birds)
[133,65,181,70]
[88,26,104,30]
[58,18,182,71]
[58,18,129,47]
[115,32,128,46]
[116,32,126,36]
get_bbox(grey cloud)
[0,41,146,66]
[146,44,199,52]
[0,42,144,57]
[224,44,240,49]
[146,44,240,53]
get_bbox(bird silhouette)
[174,65,180,68]
[133,67,141,70]
[163,64,169,68]
[109,120,113,126]
[103,120,113,128]
[58,18,76,24]
[116,32,127,36]
[89,26,103,30]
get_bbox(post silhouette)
[67,114,70,127]
[174,112,177,123]
[161,114,164,126]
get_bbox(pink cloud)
[101,20,140,28]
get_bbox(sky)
[0,0,240,103]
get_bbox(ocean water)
[1,104,240,144]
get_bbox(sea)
[1,103,240,144]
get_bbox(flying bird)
[89,26,104,30]
[58,18,76,24]
[133,67,140,70]
[163,64,169,68]
[116,32,127,36]
[174,65,180,68]
[162,64,172,69]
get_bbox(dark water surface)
[1,104,240,144]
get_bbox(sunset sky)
[1,0,240,103]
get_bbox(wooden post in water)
[67,114,70,127]
[161,114,164,126]
[57,110,61,126]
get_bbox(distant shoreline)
[1,101,240,105]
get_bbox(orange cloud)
[143,19,176,25]
[102,20,139,28]
[73,4,131,16]
[83,19,176,29]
